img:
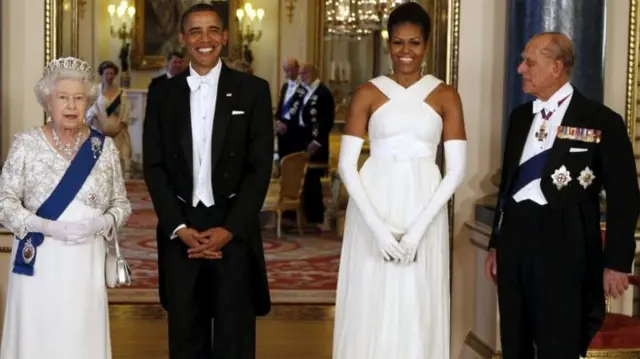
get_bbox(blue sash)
[13,129,106,276]
[510,149,551,195]
[281,86,307,120]
[105,92,122,117]
[495,149,551,235]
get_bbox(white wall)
[603,0,631,117]
[1,0,45,156]
[452,0,507,355]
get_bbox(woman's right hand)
[372,223,406,261]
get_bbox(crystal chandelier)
[324,0,408,40]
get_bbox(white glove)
[400,140,467,264]
[338,135,406,261]
[26,215,91,243]
[70,214,116,243]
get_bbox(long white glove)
[26,215,91,243]
[400,140,467,264]
[338,135,406,261]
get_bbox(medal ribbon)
[536,94,571,141]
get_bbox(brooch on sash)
[557,126,601,143]
[551,165,572,190]
[578,166,595,189]
[91,136,102,159]
[22,238,35,264]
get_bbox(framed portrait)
[131,0,239,70]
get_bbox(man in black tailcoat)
[148,51,185,91]
[274,57,308,159]
[485,32,639,359]
[297,63,335,225]
[143,3,273,358]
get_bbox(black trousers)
[496,199,586,359]
[163,204,255,359]
[303,167,325,224]
[277,120,306,160]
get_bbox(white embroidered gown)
[0,128,131,359]
[333,75,450,359]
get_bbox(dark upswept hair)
[97,61,119,75]
[386,2,432,41]
[180,3,226,33]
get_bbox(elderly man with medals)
[0,57,132,359]
[298,64,335,225]
[274,58,309,160]
[485,33,640,359]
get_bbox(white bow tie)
[187,75,214,92]
[532,99,556,114]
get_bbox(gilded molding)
[44,0,56,65]
[283,0,297,24]
[445,0,461,283]
[586,349,640,358]
[625,0,638,148]
[447,0,460,89]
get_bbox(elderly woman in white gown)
[0,57,132,359]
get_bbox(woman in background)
[0,57,131,359]
[333,3,467,358]
[87,61,132,179]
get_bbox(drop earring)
[388,55,394,75]
[420,61,426,77]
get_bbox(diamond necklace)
[52,126,82,157]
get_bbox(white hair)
[34,58,99,114]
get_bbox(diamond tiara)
[43,57,93,78]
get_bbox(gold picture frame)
[625,0,638,147]
[44,0,81,64]
[130,0,240,70]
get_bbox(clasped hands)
[176,227,232,260]
[275,121,287,135]
[28,215,113,244]
[374,222,424,264]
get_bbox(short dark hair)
[98,61,119,75]
[166,51,184,61]
[180,3,226,33]
[386,2,432,41]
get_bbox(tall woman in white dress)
[333,3,467,358]
[0,57,132,359]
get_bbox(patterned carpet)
[107,180,341,304]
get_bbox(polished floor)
[110,304,334,359]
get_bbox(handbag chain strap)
[103,213,122,258]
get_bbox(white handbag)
[105,229,132,288]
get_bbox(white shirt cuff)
[312,140,322,147]
[171,224,186,239]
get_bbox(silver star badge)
[578,166,595,189]
[551,165,572,190]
